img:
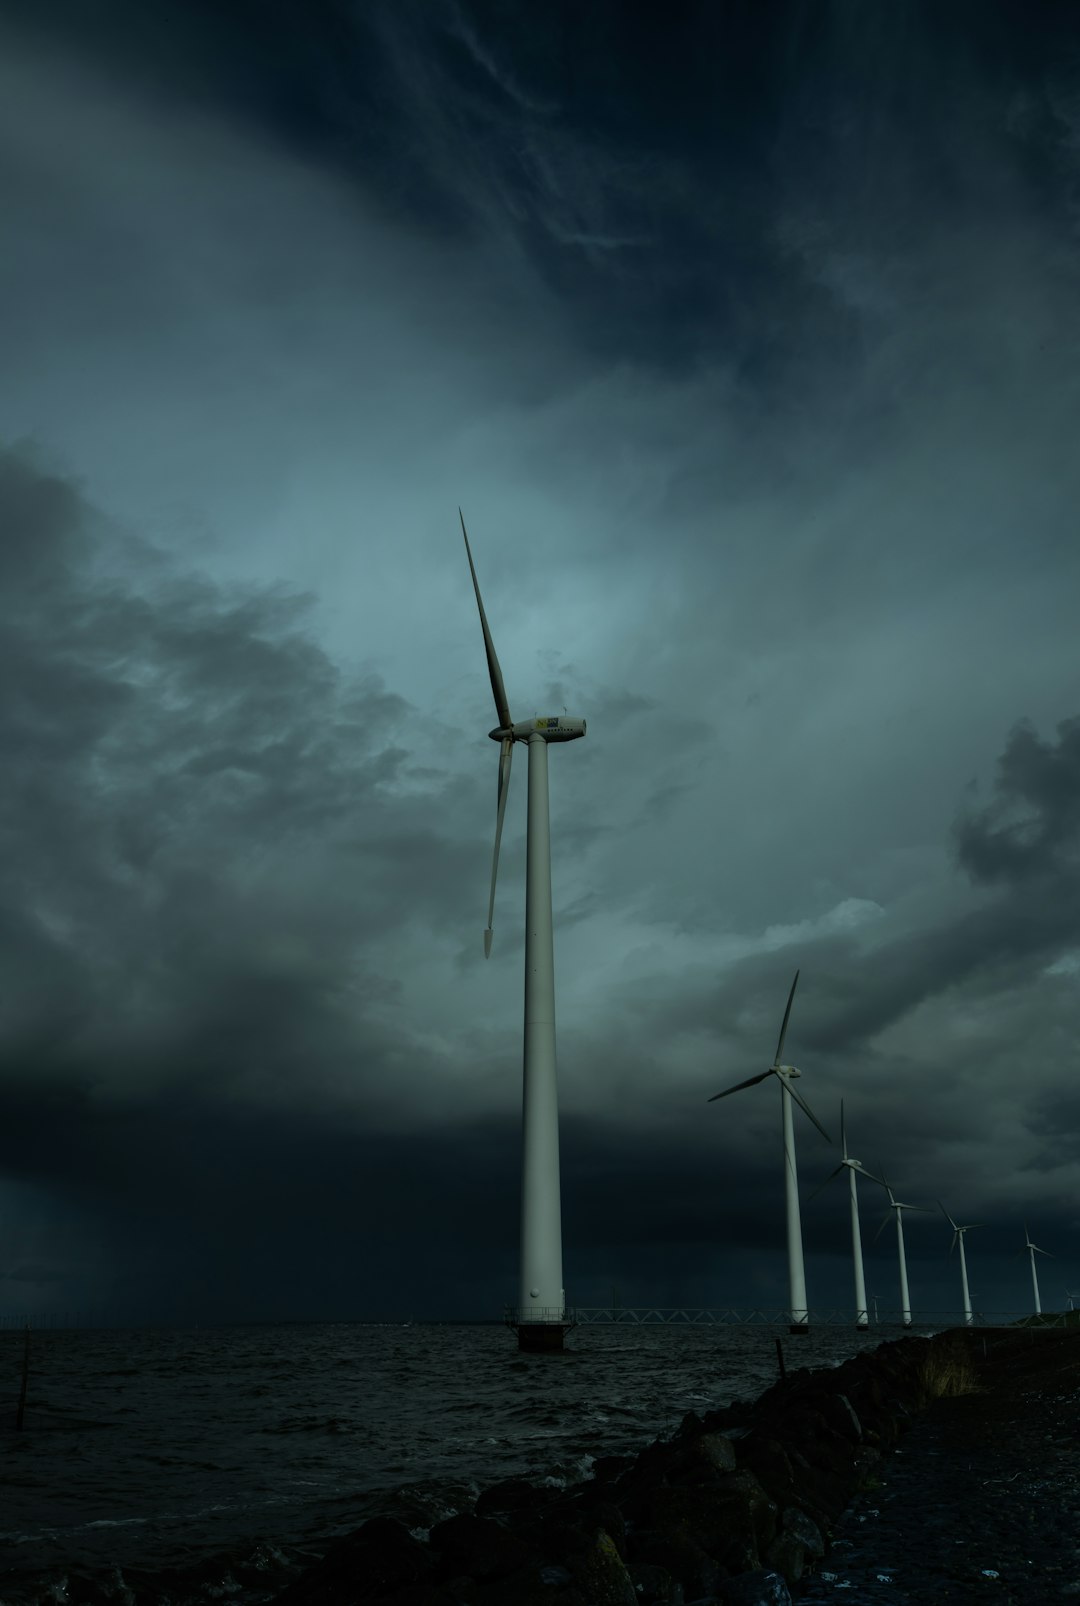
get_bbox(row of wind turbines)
[457,515,1062,1350]
[708,969,1060,1333]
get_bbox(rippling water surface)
[1,1321,898,1603]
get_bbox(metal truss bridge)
[564,1306,1077,1330]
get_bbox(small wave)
[540,1452,596,1490]
[260,1416,357,1436]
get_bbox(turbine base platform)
[788,1324,811,1336]
[515,1323,575,1353]
[504,1307,577,1353]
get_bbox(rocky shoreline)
[256,1325,1080,1606]
[37,1324,1079,1606]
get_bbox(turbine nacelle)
[488,717,587,744]
[707,973,832,1144]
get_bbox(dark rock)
[540,1566,575,1586]
[568,1528,638,1604]
[761,1529,805,1584]
[467,1563,589,1606]
[780,1505,823,1557]
[440,1578,480,1604]
[269,1517,436,1605]
[509,1517,589,1569]
[428,1512,536,1579]
[734,1436,794,1506]
[628,1528,725,1600]
[650,1469,778,1557]
[610,1436,682,1520]
[719,1532,760,1577]
[851,1444,884,1490]
[540,1489,628,1556]
[648,1486,747,1561]
[627,1560,685,1603]
[782,1409,857,1479]
[474,1477,554,1518]
[818,1390,862,1444]
[359,1586,460,1606]
[592,1453,637,1485]
[671,1431,739,1483]
[718,1568,793,1605]
[784,1445,849,1523]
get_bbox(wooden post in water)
[775,1336,786,1380]
[15,1323,30,1431]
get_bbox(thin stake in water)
[15,1322,30,1431]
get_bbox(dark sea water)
[0,1321,912,1604]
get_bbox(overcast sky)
[2,0,1079,1326]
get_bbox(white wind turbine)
[939,1202,985,1327]
[708,971,831,1334]
[1020,1223,1052,1316]
[872,1175,932,1328]
[460,512,586,1352]
[809,1102,883,1328]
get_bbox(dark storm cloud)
[0,442,476,1132]
[0,1066,882,1320]
[953,716,1080,885]
[588,815,1080,1075]
[10,0,1077,400]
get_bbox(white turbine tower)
[1021,1224,1052,1317]
[708,971,831,1335]
[810,1102,883,1328]
[939,1202,985,1327]
[872,1176,932,1328]
[460,512,586,1353]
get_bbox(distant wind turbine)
[939,1202,985,1327]
[1065,1289,1080,1313]
[872,1176,932,1328]
[1020,1223,1052,1316]
[708,971,831,1334]
[460,511,586,1352]
[809,1102,883,1328]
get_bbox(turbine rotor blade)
[851,1163,886,1185]
[807,1164,846,1203]
[460,509,512,731]
[707,1069,773,1102]
[871,1212,891,1247]
[840,1098,847,1161]
[939,1200,959,1232]
[785,1078,832,1143]
[773,970,800,1065]
[483,737,513,956]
